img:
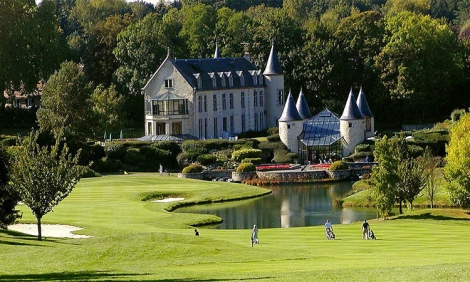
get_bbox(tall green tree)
[375,12,462,119]
[0,146,21,229]
[396,149,428,211]
[9,131,81,240]
[37,61,94,141]
[91,84,126,135]
[114,13,168,95]
[369,135,401,217]
[0,0,67,106]
[444,113,470,207]
[179,3,217,58]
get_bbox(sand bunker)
[8,224,92,239]
[152,197,185,203]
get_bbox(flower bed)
[311,164,331,169]
[256,164,291,171]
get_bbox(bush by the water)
[236,162,256,172]
[330,160,349,171]
[182,163,203,173]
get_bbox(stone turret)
[279,90,303,153]
[296,88,313,121]
[263,44,284,128]
[340,88,365,156]
[356,87,374,139]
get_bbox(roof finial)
[214,42,221,58]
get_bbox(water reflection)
[176,182,378,229]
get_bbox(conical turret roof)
[214,43,221,58]
[263,44,282,75]
[279,90,302,122]
[296,88,313,119]
[356,87,373,118]
[340,88,364,120]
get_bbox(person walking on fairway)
[251,224,259,247]
[362,220,370,239]
[325,219,334,239]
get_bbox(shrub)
[266,134,280,142]
[348,151,374,162]
[105,143,127,159]
[231,148,262,162]
[241,157,262,164]
[92,157,123,172]
[151,141,181,156]
[330,160,349,171]
[258,141,286,150]
[355,143,372,153]
[182,163,203,173]
[236,162,256,172]
[267,127,279,135]
[197,154,217,165]
[272,149,298,163]
[78,165,101,178]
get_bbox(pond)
[176,182,378,229]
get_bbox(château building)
[140,44,285,141]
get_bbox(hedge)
[231,148,262,162]
[330,160,349,171]
[241,158,262,164]
[236,162,256,172]
[197,154,217,165]
[182,163,203,173]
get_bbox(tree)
[422,150,441,209]
[37,61,94,141]
[114,13,168,95]
[179,3,217,58]
[91,84,127,135]
[9,131,81,240]
[375,12,462,119]
[444,113,470,207]
[83,14,133,86]
[0,0,68,106]
[368,135,401,217]
[396,150,428,211]
[0,146,21,229]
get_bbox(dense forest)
[2,0,470,134]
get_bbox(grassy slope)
[1,173,470,281]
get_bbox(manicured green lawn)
[1,173,470,281]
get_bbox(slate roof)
[138,134,198,142]
[298,109,342,146]
[172,57,261,91]
[279,90,302,122]
[296,88,313,119]
[263,44,282,75]
[340,89,363,120]
[356,87,373,118]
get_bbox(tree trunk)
[36,216,42,241]
[399,200,403,214]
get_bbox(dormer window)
[193,73,201,90]
[165,78,173,88]
[209,72,216,88]
[249,70,257,85]
[226,72,233,87]
[219,72,226,88]
[237,71,244,87]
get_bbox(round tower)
[340,89,365,156]
[279,91,303,154]
[263,44,285,128]
[356,87,374,139]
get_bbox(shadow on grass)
[0,229,83,246]
[156,278,274,281]
[391,212,470,221]
[0,271,142,281]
